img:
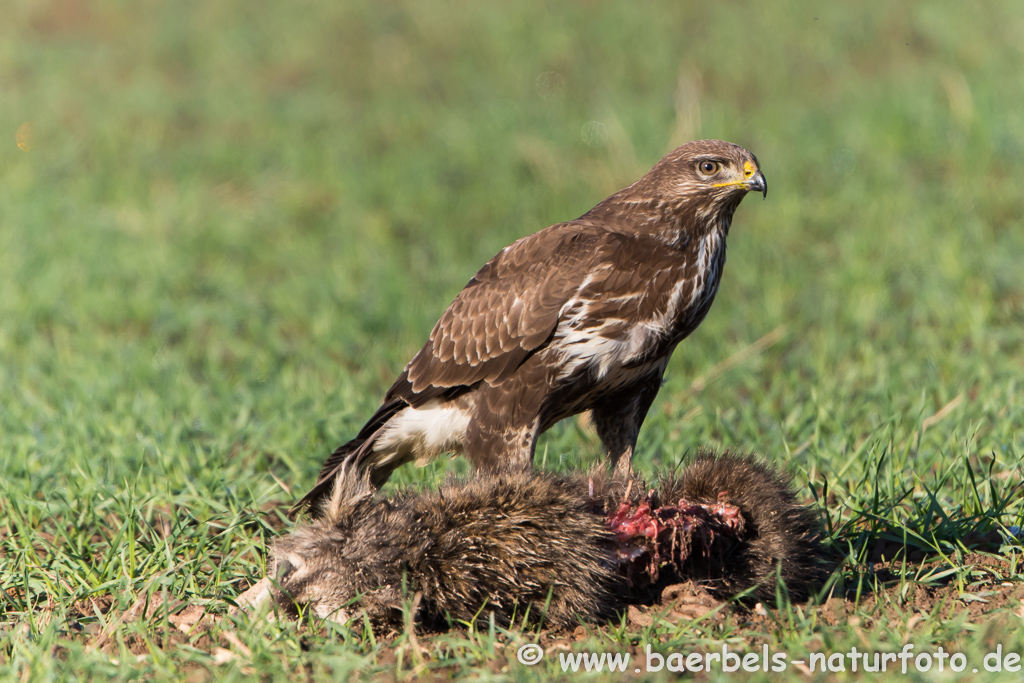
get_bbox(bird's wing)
[388,221,685,403]
[394,222,601,400]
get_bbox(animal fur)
[265,452,826,629]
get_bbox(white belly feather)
[375,400,472,465]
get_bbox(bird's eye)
[698,160,720,175]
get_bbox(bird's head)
[593,139,766,243]
[650,139,767,206]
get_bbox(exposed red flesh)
[605,490,744,583]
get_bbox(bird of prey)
[294,139,766,515]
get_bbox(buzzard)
[295,139,766,514]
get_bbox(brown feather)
[295,140,767,514]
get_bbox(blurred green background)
[3,0,1020,495]
[2,0,1024,678]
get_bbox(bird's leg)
[464,416,539,473]
[592,380,661,477]
[594,410,640,478]
[462,376,545,472]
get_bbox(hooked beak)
[745,169,767,198]
[714,160,768,198]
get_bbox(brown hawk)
[294,139,766,514]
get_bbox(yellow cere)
[713,160,757,189]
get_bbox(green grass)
[2,0,1024,679]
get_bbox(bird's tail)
[290,398,408,517]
